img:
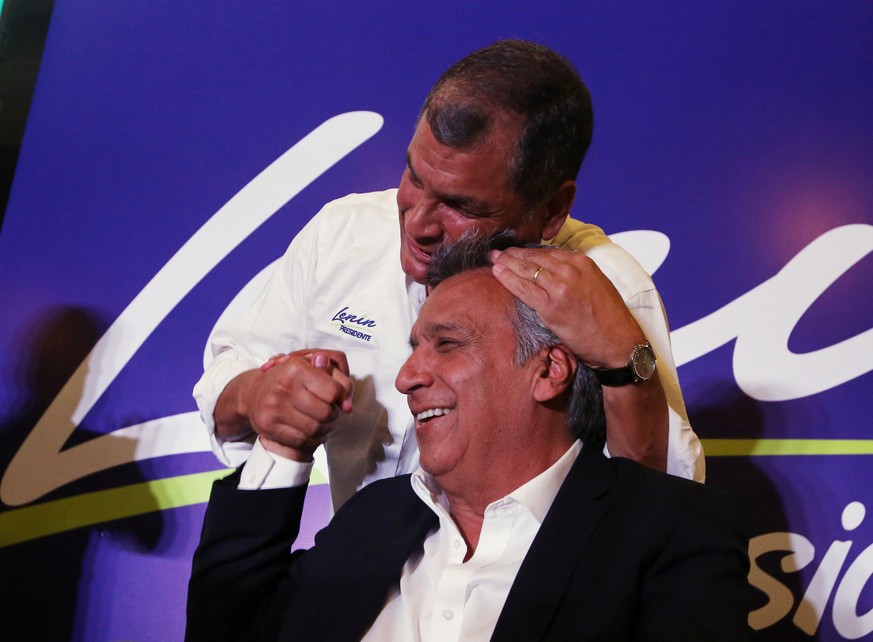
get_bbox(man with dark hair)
[194,39,703,514]
[187,233,753,641]
[421,40,593,210]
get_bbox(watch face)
[632,345,657,381]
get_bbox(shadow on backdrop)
[0,306,163,640]
[691,382,817,641]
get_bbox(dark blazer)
[187,446,755,641]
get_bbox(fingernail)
[314,353,327,368]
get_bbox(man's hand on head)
[239,349,354,462]
[489,246,668,471]
[489,246,646,367]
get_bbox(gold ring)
[532,267,544,284]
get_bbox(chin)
[419,459,445,478]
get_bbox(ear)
[532,345,577,403]
[539,180,577,241]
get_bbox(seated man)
[187,235,753,641]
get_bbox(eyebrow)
[405,152,491,216]
[404,151,419,183]
[408,320,470,348]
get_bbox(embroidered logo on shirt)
[331,306,376,342]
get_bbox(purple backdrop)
[1,2,871,639]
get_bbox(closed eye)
[436,337,459,351]
[405,155,423,188]
[441,197,491,220]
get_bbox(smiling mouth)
[405,234,435,262]
[415,407,453,423]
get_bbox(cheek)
[396,175,414,212]
[450,369,493,416]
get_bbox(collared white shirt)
[196,190,428,509]
[362,440,582,642]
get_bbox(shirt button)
[443,609,455,621]
[453,539,461,549]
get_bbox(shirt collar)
[506,439,581,523]
[410,440,582,524]
[405,275,427,312]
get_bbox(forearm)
[592,312,669,472]
[186,470,308,641]
[213,369,262,442]
[602,370,668,472]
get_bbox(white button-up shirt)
[362,441,582,641]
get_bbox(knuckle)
[552,279,572,299]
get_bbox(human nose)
[395,348,432,394]
[406,202,443,242]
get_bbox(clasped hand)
[243,349,354,461]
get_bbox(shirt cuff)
[238,438,314,490]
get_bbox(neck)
[444,498,485,562]
[439,434,575,560]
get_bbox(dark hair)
[420,39,594,210]
[427,231,606,448]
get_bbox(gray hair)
[427,232,605,448]
[420,39,594,212]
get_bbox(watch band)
[593,342,656,387]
